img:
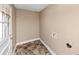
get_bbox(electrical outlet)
[51,32,57,39]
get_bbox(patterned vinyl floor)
[15,40,51,55]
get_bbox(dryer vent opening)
[66,43,72,48]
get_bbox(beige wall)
[40,5,79,55]
[16,9,40,43]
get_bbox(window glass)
[0,12,9,42]
[0,12,2,22]
[3,14,8,22]
[0,12,2,42]
[0,23,2,42]
[2,23,9,40]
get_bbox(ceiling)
[14,4,49,12]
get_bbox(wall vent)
[66,43,72,48]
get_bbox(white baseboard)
[12,45,16,55]
[13,38,56,55]
[40,39,56,55]
[16,38,40,45]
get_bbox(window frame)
[0,11,10,45]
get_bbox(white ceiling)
[14,4,49,12]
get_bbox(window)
[0,12,2,42]
[0,12,9,42]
